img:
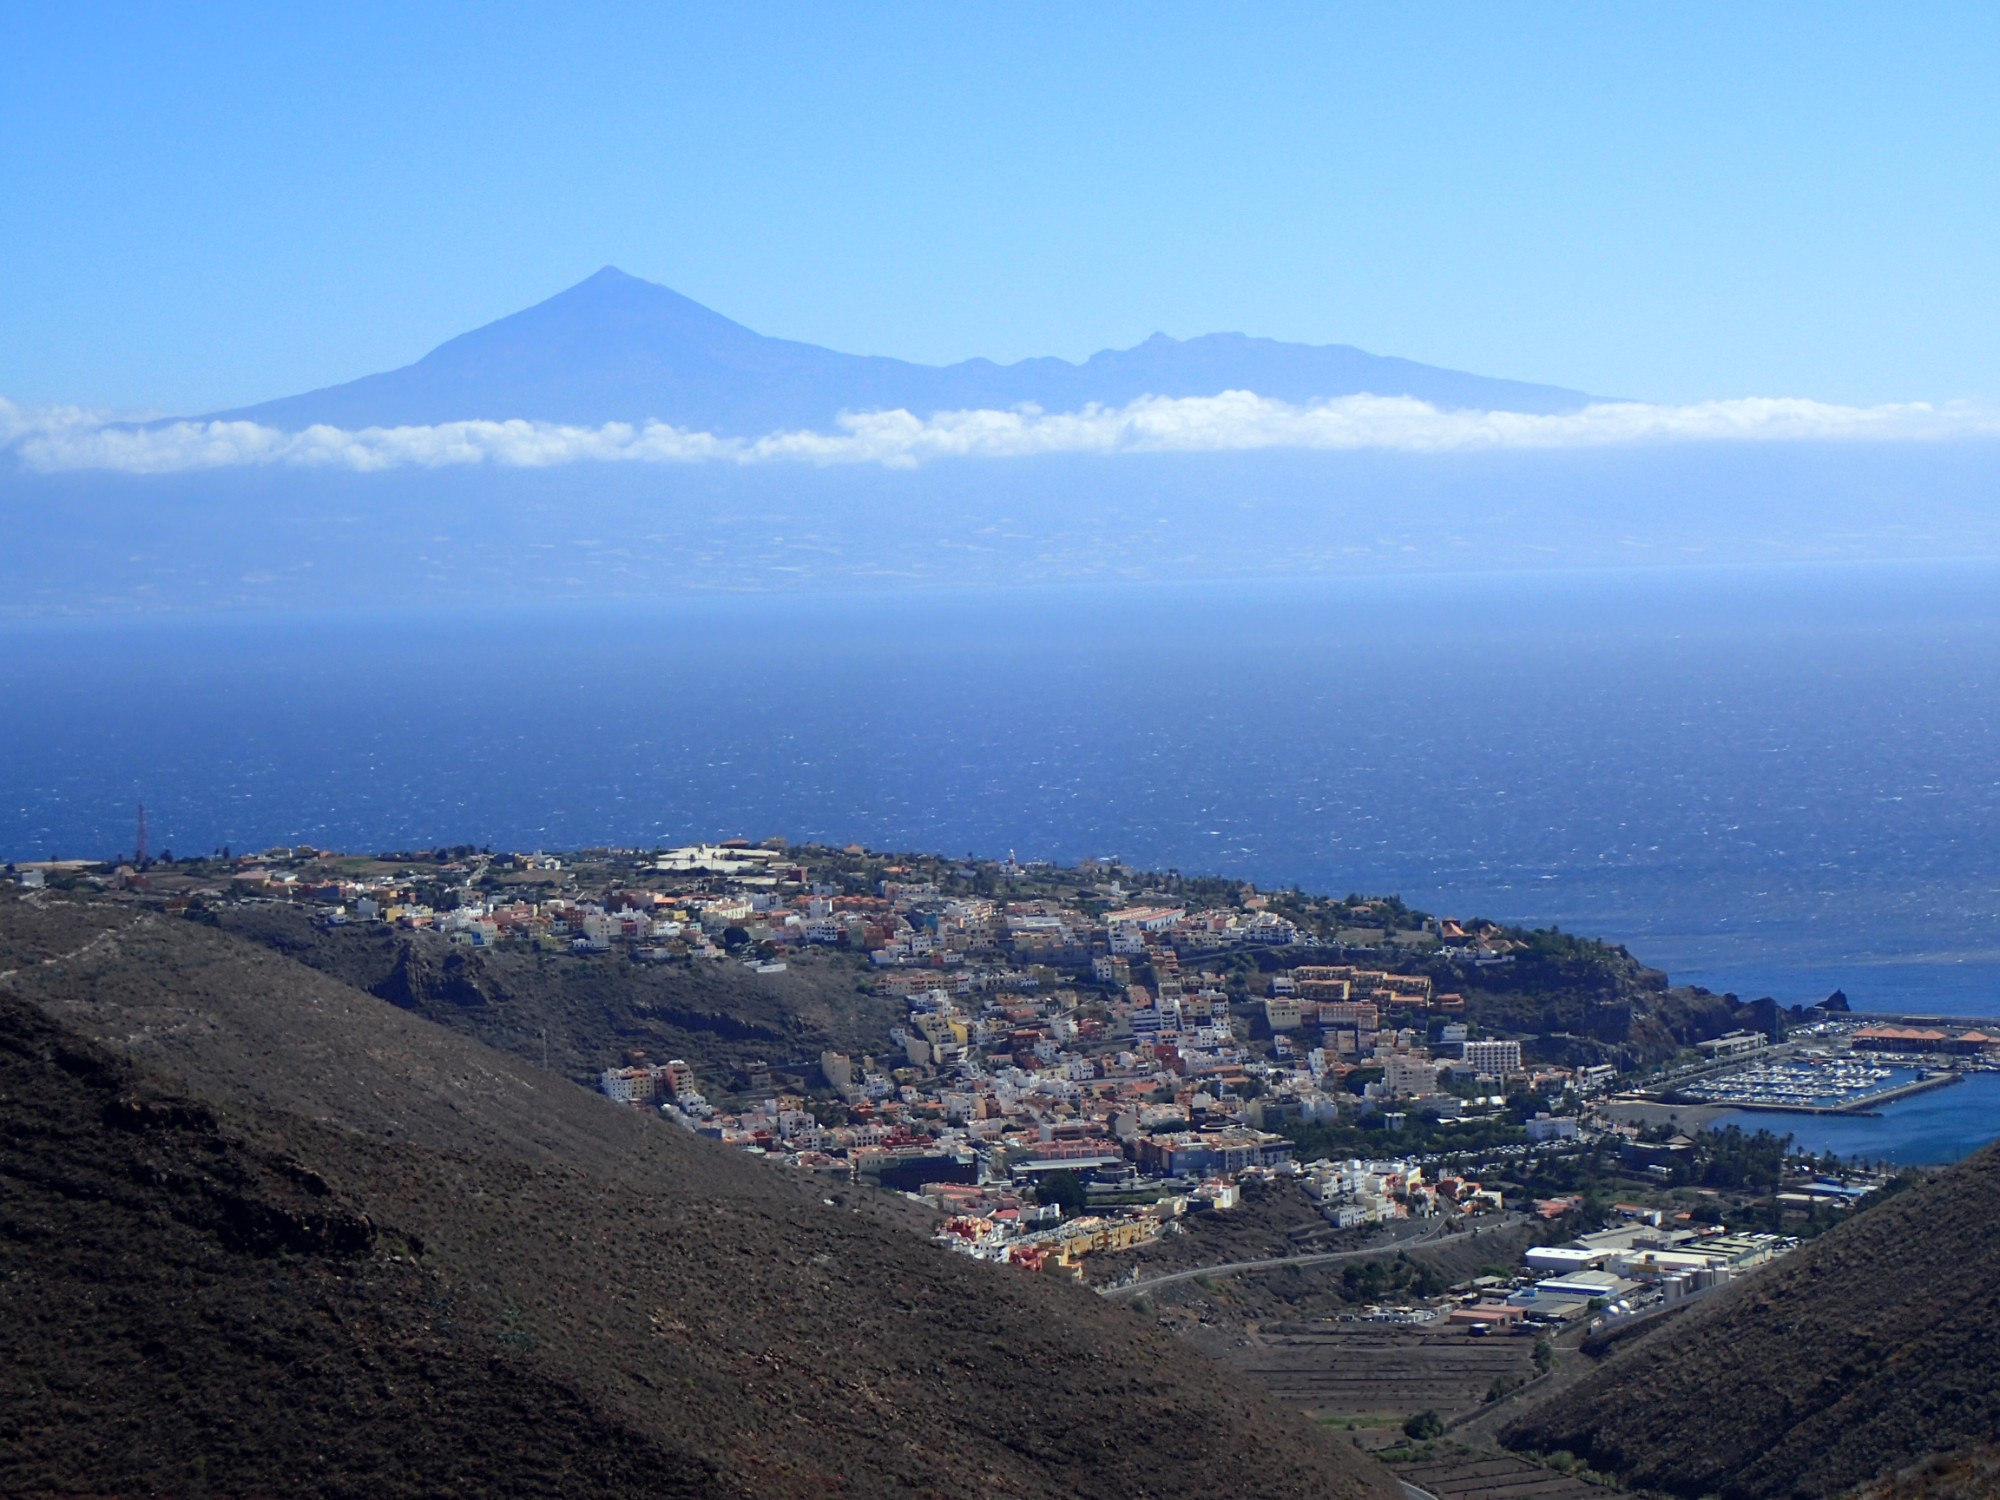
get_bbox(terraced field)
[1231,1321,1542,1420]
[1397,1453,1610,1498]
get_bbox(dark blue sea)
[7,559,2000,1039]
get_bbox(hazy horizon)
[6,258,2000,616]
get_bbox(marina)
[1706,1069,2000,1166]
[1676,1055,1963,1115]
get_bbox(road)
[1100,1213,1525,1298]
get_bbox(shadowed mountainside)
[1427,933,1775,1070]
[211,901,902,1091]
[0,992,719,1497]
[1502,1144,2000,1498]
[214,266,1592,433]
[0,889,1398,1499]
[1856,1446,2000,1499]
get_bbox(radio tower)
[135,802,149,867]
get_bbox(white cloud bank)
[3,391,1997,475]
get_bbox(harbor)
[1698,1067,1963,1116]
[1676,1055,1965,1116]
[1704,1069,2000,1166]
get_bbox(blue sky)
[4,4,1998,414]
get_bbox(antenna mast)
[135,802,149,867]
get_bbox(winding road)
[1099,1213,1523,1298]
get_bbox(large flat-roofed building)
[1524,1245,1608,1275]
[1701,1232,1789,1268]
[1263,997,1304,1031]
[1382,1052,1442,1099]
[1135,1129,1294,1176]
[1461,1039,1523,1075]
[1531,1272,1626,1300]
[1448,1303,1528,1326]
[1697,1030,1767,1060]
[1508,1268,1632,1315]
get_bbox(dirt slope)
[1503,1146,2000,1498]
[0,993,717,1497]
[0,889,1397,1499]
[213,901,903,1088]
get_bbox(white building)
[1461,1039,1523,1076]
[599,1067,659,1107]
[1698,1031,1768,1060]
[1526,1113,1580,1142]
[1523,1245,1607,1275]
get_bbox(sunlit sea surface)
[6,561,2000,1043]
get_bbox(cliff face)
[1504,1147,2000,1498]
[1429,933,1752,1068]
[0,890,1397,1500]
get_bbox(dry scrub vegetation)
[0,889,1396,1499]
[1504,1136,2000,1497]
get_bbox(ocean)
[6,557,2000,1029]
[1710,1073,2000,1167]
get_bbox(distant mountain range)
[214,266,1593,434]
[17,268,2000,616]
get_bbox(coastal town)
[18,836,1948,1358]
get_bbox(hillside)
[1858,1447,2000,1499]
[1425,931,1773,1069]
[1502,1146,2000,1498]
[0,992,715,1496]
[0,888,1398,1499]
[211,901,900,1093]
[208,868,1752,1092]
[212,266,1591,433]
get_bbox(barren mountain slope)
[0,992,719,1498]
[1503,1144,2000,1498]
[211,899,903,1089]
[0,889,1397,1499]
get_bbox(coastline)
[7,563,2000,1031]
